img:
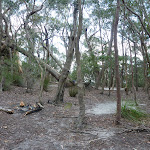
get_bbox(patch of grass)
[121,100,148,122]
[64,102,72,110]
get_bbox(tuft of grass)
[121,100,148,121]
[64,102,72,110]
[69,86,78,97]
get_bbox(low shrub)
[12,73,24,87]
[121,100,147,121]
[69,86,78,97]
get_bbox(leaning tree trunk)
[54,2,77,104]
[114,0,121,125]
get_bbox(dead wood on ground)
[0,106,14,114]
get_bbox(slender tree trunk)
[124,49,128,95]
[121,30,125,88]
[0,0,1,38]
[128,40,137,105]
[114,0,121,125]
[140,36,147,90]
[0,0,3,92]
[100,72,106,94]
[134,43,138,91]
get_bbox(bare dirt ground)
[0,84,150,150]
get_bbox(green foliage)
[69,68,77,81]
[1,71,13,91]
[81,52,99,81]
[22,61,40,79]
[121,100,148,122]
[69,86,78,97]
[12,73,24,87]
[0,56,24,90]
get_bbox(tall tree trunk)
[114,0,121,125]
[124,49,128,95]
[75,0,85,129]
[0,0,2,45]
[54,1,77,104]
[134,43,138,91]
[140,33,150,97]
[128,40,137,105]
[0,0,3,92]
[121,29,125,88]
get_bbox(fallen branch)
[24,103,43,116]
[0,106,14,114]
[118,128,150,134]
[24,106,42,116]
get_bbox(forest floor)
[0,84,150,150]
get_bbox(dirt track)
[0,86,150,150]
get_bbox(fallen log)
[0,106,14,114]
[24,107,42,116]
[24,103,43,116]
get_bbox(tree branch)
[121,0,150,38]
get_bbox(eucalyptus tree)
[74,0,85,128]
[121,0,150,98]
[114,0,121,125]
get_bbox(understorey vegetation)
[0,0,149,128]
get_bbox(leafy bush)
[1,71,13,91]
[121,100,147,121]
[12,73,24,87]
[69,86,78,97]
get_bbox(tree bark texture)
[134,43,138,91]
[128,40,137,105]
[75,0,85,128]
[114,0,121,125]
[0,0,3,92]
